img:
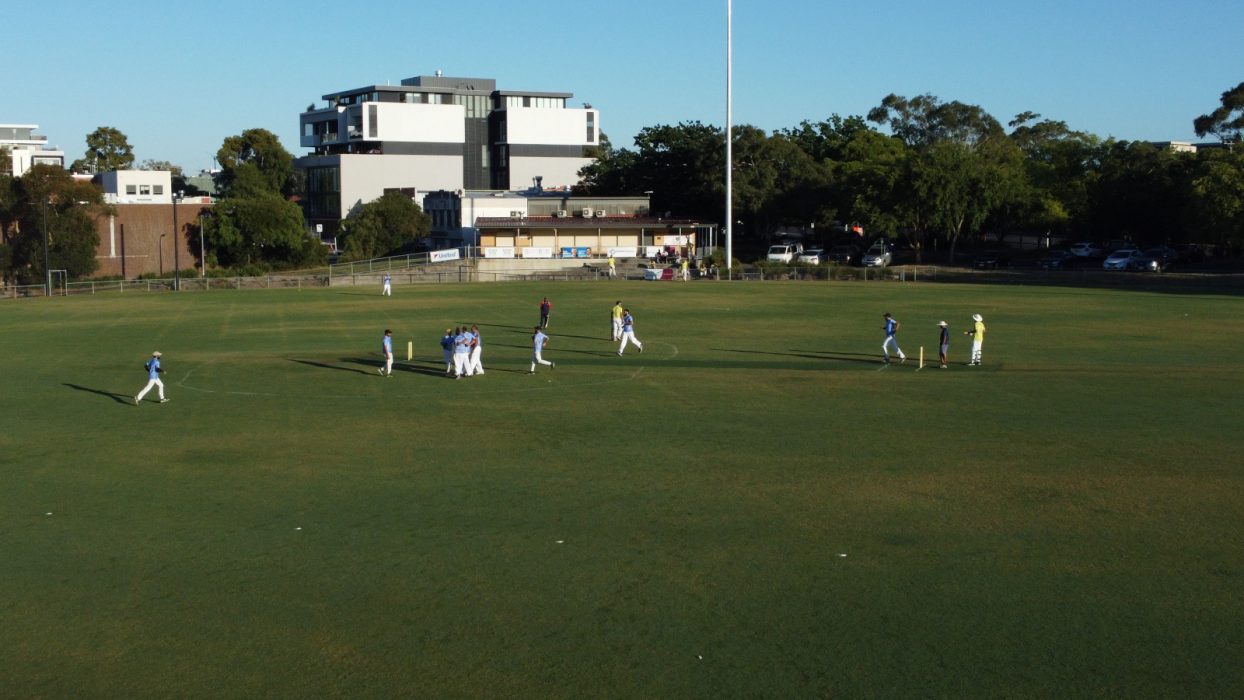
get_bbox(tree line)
[2,83,1239,283]
[578,83,1244,261]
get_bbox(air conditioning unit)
[554,210,568,218]
[510,210,524,218]
[595,210,606,218]
[580,207,593,218]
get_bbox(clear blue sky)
[11,0,1243,173]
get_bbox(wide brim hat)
[937,321,948,327]
[151,351,162,357]
[972,314,983,322]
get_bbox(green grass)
[2,281,1242,698]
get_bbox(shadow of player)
[63,383,132,404]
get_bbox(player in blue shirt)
[881,312,906,364]
[380,329,394,376]
[440,328,455,374]
[529,326,555,373]
[617,309,644,356]
[134,351,169,404]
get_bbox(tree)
[203,193,324,270]
[867,94,1005,148]
[1187,147,1244,251]
[1194,82,1244,146]
[69,126,135,174]
[138,159,184,177]
[216,128,296,198]
[339,192,431,260]
[4,164,105,283]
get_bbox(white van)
[766,242,803,263]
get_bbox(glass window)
[523,96,531,108]
[126,184,137,195]
[139,185,151,195]
[481,145,489,168]
[369,105,378,137]
[153,185,164,195]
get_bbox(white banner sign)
[483,247,515,258]
[521,247,554,259]
[666,235,688,245]
[430,248,461,263]
[608,247,638,258]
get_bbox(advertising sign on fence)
[430,248,461,263]
[522,247,554,259]
[483,247,515,258]
[608,247,638,258]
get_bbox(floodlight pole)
[725,0,733,277]
[42,198,51,297]
[172,190,183,290]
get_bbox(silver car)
[1102,248,1142,270]
[861,244,892,267]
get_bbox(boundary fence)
[6,262,1242,300]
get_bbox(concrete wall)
[507,156,591,191]
[91,202,212,278]
[101,170,173,204]
[505,107,597,146]
[337,154,463,217]
[373,103,465,142]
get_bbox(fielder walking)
[881,312,906,364]
[135,351,169,405]
[965,314,986,366]
[539,296,552,329]
[380,329,394,376]
[937,321,950,369]
[530,326,555,373]
[382,273,392,296]
[618,309,644,355]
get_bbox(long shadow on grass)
[490,342,618,358]
[289,358,380,376]
[469,322,603,342]
[63,383,132,404]
[714,347,881,365]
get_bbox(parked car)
[1175,244,1205,264]
[971,251,1011,269]
[1130,247,1178,272]
[1038,250,1078,270]
[1102,248,1143,270]
[861,244,892,268]
[765,242,802,264]
[1069,242,1106,258]
[797,248,824,265]
[827,245,861,265]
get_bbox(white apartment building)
[1,124,65,177]
[296,74,599,237]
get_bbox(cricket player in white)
[380,329,394,376]
[382,273,392,296]
[135,351,168,404]
[469,324,485,375]
[966,314,986,365]
[618,309,644,355]
[529,326,555,373]
[610,301,624,341]
[453,328,473,378]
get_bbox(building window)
[481,145,489,168]
[153,185,164,195]
[523,96,531,108]
[126,185,137,195]
[586,112,596,143]
[368,105,379,138]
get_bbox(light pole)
[159,233,166,277]
[199,212,207,277]
[42,198,51,297]
[725,0,733,276]
[172,190,183,290]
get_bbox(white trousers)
[136,377,164,401]
[882,336,905,359]
[530,350,553,371]
[470,346,484,374]
[382,352,393,375]
[619,331,643,354]
[611,318,622,340]
[454,353,473,377]
[971,340,983,364]
[382,282,391,296]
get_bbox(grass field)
[2,280,1242,698]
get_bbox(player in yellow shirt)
[965,313,986,365]
[610,301,624,341]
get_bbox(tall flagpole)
[725,0,733,276]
